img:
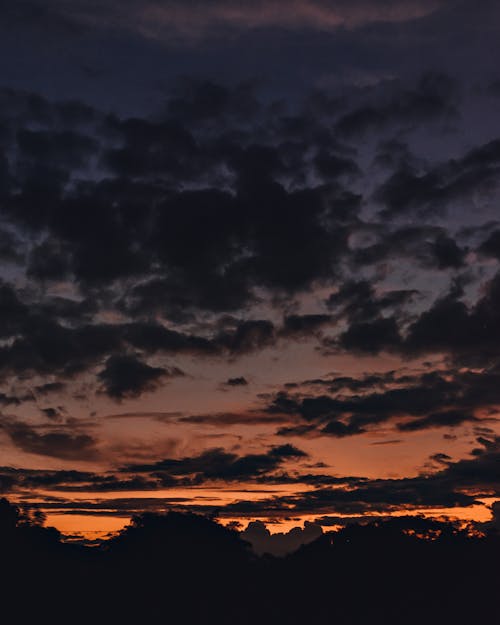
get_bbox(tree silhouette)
[0,498,498,625]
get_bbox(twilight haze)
[1,0,500,544]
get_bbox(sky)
[0,0,500,541]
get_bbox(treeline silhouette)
[0,497,498,624]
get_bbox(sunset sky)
[1,0,500,541]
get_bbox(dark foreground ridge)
[1,498,498,625]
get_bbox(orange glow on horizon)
[42,498,497,542]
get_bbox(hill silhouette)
[0,497,498,625]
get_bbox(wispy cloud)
[23,0,443,41]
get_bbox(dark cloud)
[0,319,122,378]
[121,321,216,355]
[397,409,478,431]
[0,392,29,407]
[0,466,164,493]
[17,127,97,168]
[434,434,500,488]
[224,377,248,386]
[122,444,308,482]
[34,382,66,395]
[376,138,500,217]
[0,301,279,384]
[241,519,323,556]
[336,317,402,355]
[326,279,418,322]
[40,407,63,421]
[0,79,485,400]
[478,229,500,260]
[313,150,360,180]
[181,411,290,426]
[373,138,422,171]
[215,320,277,354]
[0,419,99,460]
[328,270,500,368]
[349,227,467,271]
[166,79,261,123]
[281,314,334,337]
[268,368,500,437]
[0,84,363,324]
[224,476,477,516]
[27,238,72,282]
[97,354,181,400]
[335,73,459,137]
[404,272,500,364]
[489,500,500,531]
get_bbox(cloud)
[215,320,277,353]
[376,138,500,217]
[478,229,500,260]
[97,354,182,400]
[348,227,467,271]
[0,80,496,501]
[1,435,497,523]
[281,314,334,337]
[404,272,500,364]
[434,434,500,487]
[326,279,418,321]
[21,0,443,41]
[267,368,500,437]
[224,477,477,516]
[335,72,458,137]
[241,519,323,556]
[397,409,478,431]
[488,500,500,531]
[0,78,480,389]
[337,317,402,355]
[0,419,99,460]
[224,376,248,386]
[180,411,290,426]
[327,271,500,368]
[40,407,64,421]
[34,382,67,395]
[0,392,29,407]
[122,444,308,482]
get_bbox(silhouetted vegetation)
[0,498,498,624]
